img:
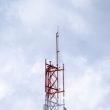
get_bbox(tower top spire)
[56,29,59,67]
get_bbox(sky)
[0,0,110,110]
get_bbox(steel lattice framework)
[44,31,66,110]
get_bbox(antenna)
[56,26,59,67]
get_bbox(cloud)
[0,0,110,110]
[31,59,44,74]
[66,73,107,110]
[68,13,90,34]
[0,46,44,109]
[16,0,48,27]
[69,0,93,11]
[12,98,37,110]
[64,55,110,110]
[0,80,13,100]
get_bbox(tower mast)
[44,30,66,110]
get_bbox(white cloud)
[0,46,44,101]
[66,73,107,110]
[0,80,13,100]
[12,98,36,110]
[66,0,94,35]
[68,13,90,35]
[31,60,44,75]
[6,0,52,29]
[3,0,91,36]
[98,59,110,76]
[64,55,110,110]
[17,0,48,27]
[0,48,26,77]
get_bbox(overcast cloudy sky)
[0,0,110,110]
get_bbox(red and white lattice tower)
[44,31,66,110]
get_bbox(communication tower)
[44,30,66,110]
